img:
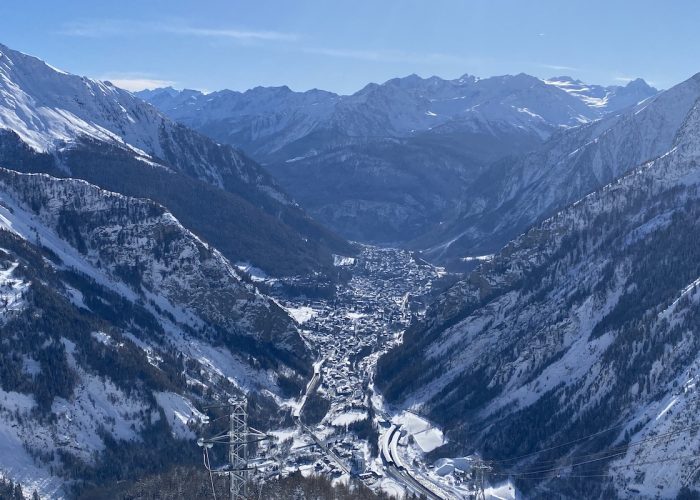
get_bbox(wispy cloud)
[56,20,126,37]
[110,79,176,92]
[161,26,298,42]
[538,63,582,72]
[98,73,176,91]
[59,20,477,67]
[302,47,478,66]
[57,19,298,42]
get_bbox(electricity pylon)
[198,396,270,500]
[472,458,492,500]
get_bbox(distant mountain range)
[139,74,657,244]
[418,74,700,264]
[138,73,655,160]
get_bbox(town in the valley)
[233,246,509,499]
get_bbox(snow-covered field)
[392,411,445,453]
[331,411,368,427]
[285,305,318,324]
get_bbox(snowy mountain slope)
[332,72,598,140]
[0,42,352,277]
[0,42,271,189]
[545,76,658,113]
[0,44,148,155]
[377,95,700,498]
[143,85,341,163]
[419,73,699,264]
[0,237,216,499]
[0,168,311,497]
[0,167,311,367]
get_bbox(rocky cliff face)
[0,168,310,498]
[0,168,309,362]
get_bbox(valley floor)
[257,246,516,499]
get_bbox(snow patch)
[331,411,367,427]
[460,254,494,263]
[392,411,445,453]
[235,262,269,282]
[154,392,206,439]
[333,254,356,267]
[285,305,317,324]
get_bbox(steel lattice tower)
[228,398,248,500]
[472,458,492,500]
[198,396,269,500]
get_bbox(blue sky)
[1,0,698,94]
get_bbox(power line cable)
[203,448,217,500]
[494,454,700,481]
[495,427,700,479]
[488,419,634,465]
[489,394,700,468]
[496,420,700,474]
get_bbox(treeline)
[300,393,331,426]
[0,477,40,500]
[77,467,418,500]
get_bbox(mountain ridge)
[0,42,353,277]
[417,72,700,265]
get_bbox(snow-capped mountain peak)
[544,74,658,112]
[0,43,168,156]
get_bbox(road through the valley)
[379,424,447,500]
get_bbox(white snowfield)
[154,392,207,440]
[284,305,317,324]
[392,411,444,453]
